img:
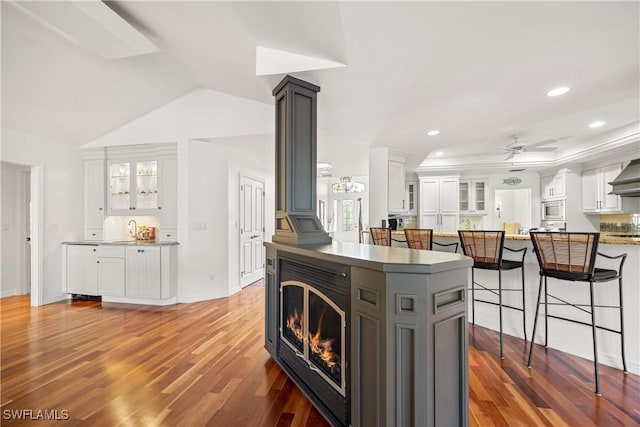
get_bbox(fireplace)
[277,255,350,426]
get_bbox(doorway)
[239,174,265,287]
[1,162,31,297]
[494,188,532,232]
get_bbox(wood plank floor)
[1,281,638,426]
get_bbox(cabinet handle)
[132,207,136,210]
[166,234,171,237]
[158,206,162,210]
[98,207,103,211]
[97,261,100,264]
[402,200,405,209]
[92,249,96,252]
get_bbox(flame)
[286,308,305,343]
[308,312,339,370]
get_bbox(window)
[342,200,354,232]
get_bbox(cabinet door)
[552,173,566,198]
[540,175,554,200]
[158,156,178,229]
[125,246,161,298]
[134,160,158,212]
[439,179,459,214]
[67,245,98,295]
[441,213,459,233]
[406,181,417,214]
[84,160,105,229]
[473,180,486,213]
[600,164,622,212]
[108,161,132,214]
[388,160,406,213]
[420,179,439,215]
[459,181,470,213]
[98,257,125,296]
[582,168,599,213]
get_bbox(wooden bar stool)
[528,231,627,395]
[404,228,459,253]
[458,230,528,359]
[369,227,391,246]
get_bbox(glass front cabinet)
[459,178,487,215]
[108,160,159,215]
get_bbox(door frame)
[239,173,265,288]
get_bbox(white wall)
[484,171,541,230]
[1,127,83,304]
[176,135,274,303]
[1,162,30,296]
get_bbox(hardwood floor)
[1,282,638,426]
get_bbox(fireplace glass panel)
[282,283,304,353]
[308,290,342,387]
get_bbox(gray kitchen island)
[264,240,472,427]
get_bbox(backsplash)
[599,214,640,233]
[103,215,159,240]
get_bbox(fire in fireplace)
[278,255,350,426]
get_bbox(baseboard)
[0,290,20,298]
[43,294,69,305]
[102,296,177,306]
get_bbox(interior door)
[240,175,265,287]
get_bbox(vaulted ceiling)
[2,1,638,176]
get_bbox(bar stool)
[528,231,627,395]
[404,229,459,253]
[458,230,528,358]
[369,227,391,246]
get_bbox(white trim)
[30,164,43,307]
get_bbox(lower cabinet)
[66,243,177,303]
[67,245,99,295]
[125,246,161,299]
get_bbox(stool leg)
[589,280,601,395]
[471,268,476,326]
[521,265,527,342]
[527,274,544,368]
[618,276,627,373]
[544,276,549,348]
[499,270,504,359]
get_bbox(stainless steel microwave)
[542,199,565,221]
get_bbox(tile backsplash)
[599,214,640,233]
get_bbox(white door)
[419,179,439,229]
[240,175,265,287]
[332,197,361,243]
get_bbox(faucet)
[128,220,137,239]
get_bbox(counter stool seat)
[369,227,391,246]
[404,228,459,253]
[458,230,528,359]
[527,231,627,396]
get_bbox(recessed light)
[434,151,444,156]
[317,162,333,169]
[427,130,440,136]
[588,121,605,128]
[546,86,570,97]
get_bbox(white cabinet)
[541,172,566,200]
[84,160,105,230]
[582,164,622,214]
[66,245,98,296]
[388,159,406,213]
[419,177,459,232]
[406,180,418,215]
[459,179,487,215]
[108,160,159,215]
[125,246,161,299]
[97,246,125,297]
[158,156,178,231]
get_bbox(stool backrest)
[370,227,391,246]
[458,230,505,267]
[530,232,599,277]
[404,229,433,250]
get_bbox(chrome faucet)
[128,220,137,239]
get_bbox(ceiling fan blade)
[504,152,516,160]
[523,146,558,152]
[525,138,559,148]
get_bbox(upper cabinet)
[108,160,158,215]
[540,172,566,200]
[419,176,459,232]
[388,159,406,213]
[459,178,487,215]
[406,180,418,215]
[582,163,622,214]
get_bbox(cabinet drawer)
[84,228,104,240]
[97,245,125,258]
[158,229,178,241]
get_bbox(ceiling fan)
[499,136,559,160]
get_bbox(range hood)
[609,159,640,197]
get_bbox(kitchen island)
[63,240,179,305]
[264,241,473,427]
